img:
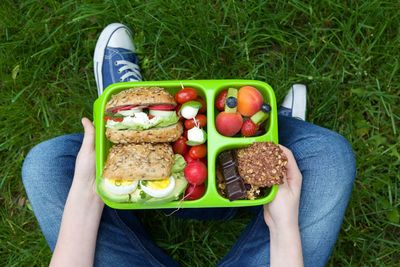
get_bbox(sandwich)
[105,87,183,143]
[98,143,187,204]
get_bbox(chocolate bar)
[218,150,246,201]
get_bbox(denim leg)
[22,134,179,267]
[218,116,356,267]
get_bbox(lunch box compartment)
[94,80,278,209]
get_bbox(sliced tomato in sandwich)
[110,105,140,113]
[148,105,176,111]
[104,116,124,122]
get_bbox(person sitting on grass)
[22,23,356,267]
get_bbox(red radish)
[184,184,205,200]
[172,137,188,155]
[148,105,175,111]
[184,161,207,184]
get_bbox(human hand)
[263,145,302,231]
[72,118,97,196]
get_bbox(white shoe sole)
[93,23,131,96]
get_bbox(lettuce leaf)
[172,154,186,173]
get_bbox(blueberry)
[226,97,237,108]
[261,103,271,113]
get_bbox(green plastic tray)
[94,80,279,209]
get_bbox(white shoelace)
[115,60,142,81]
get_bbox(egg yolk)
[146,178,170,189]
[113,180,135,186]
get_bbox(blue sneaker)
[94,23,142,96]
[278,84,307,121]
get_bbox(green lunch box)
[94,80,279,209]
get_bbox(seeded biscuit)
[106,87,176,110]
[236,142,287,187]
[106,123,183,144]
[102,143,174,181]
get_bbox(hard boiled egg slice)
[103,179,138,195]
[140,176,175,198]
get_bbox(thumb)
[81,117,95,150]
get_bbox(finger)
[279,145,302,188]
[81,117,95,151]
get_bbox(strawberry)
[241,119,259,137]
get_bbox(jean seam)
[112,209,169,267]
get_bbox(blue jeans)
[22,116,356,266]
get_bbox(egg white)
[103,179,139,195]
[140,176,175,198]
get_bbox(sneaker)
[94,23,142,96]
[278,84,307,121]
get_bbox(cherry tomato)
[104,116,123,122]
[184,161,207,184]
[196,97,206,113]
[110,105,138,113]
[172,137,188,155]
[175,88,198,104]
[148,105,175,111]
[184,114,207,130]
[215,90,228,111]
[184,153,196,164]
[183,129,188,139]
[184,184,205,200]
[188,144,207,159]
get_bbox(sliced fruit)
[215,90,228,111]
[241,119,259,137]
[237,86,263,116]
[215,111,243,136]
[250,110,269,124]
[224,88,238,113]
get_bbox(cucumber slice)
[224,88,238,113]
[250,110,269,124]
[149,110,175,118]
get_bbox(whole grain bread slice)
[106,122,183,144]
[106,87,176,110]
[102,143,175,181]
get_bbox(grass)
[0,0,399,266]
